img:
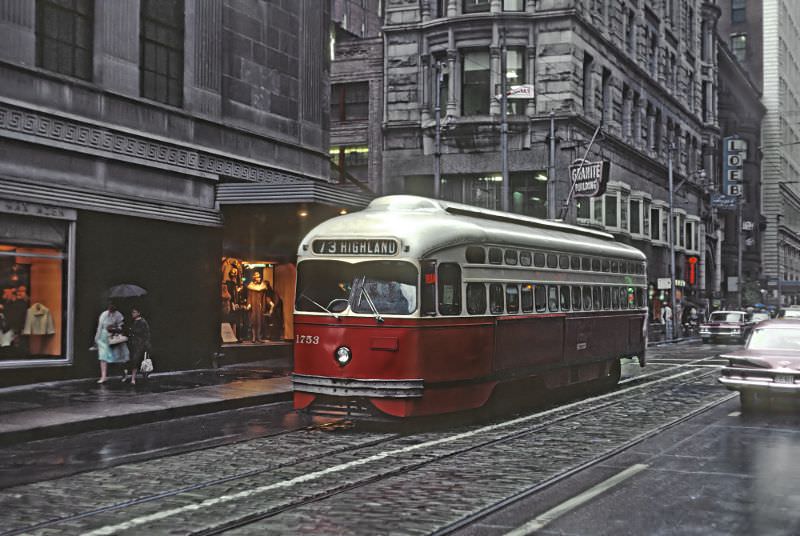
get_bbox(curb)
[0,389,292,447]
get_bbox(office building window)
[36,0,94,81]
[332,82,370,121]
[463,0,490,13]
[503,0,524,11]
[140,0,184,107]
[505,48,526,115]
[462,50,490,115]
[731,34,747,63]
[731,0,746,23]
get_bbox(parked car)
[699,311,754,344]
[719,320,800,410]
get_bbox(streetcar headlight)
[334,346,352,366]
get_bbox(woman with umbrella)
[94,301,129,383]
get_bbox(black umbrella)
[106,284,148,299]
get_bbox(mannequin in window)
[247,271,267,343]
[225,267,246,341]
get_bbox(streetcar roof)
[298,195,646,260]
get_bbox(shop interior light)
[339,209,348,215]
[298,210,309,217]
[535,173,549,182]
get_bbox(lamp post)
[668,143,677,341]
[500,29,509,212]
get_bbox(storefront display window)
[220,257,293,345]
[0,210,73,364]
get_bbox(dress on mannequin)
[247,272,267,342]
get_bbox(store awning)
[215,181,374,208]
[0,177,223,227]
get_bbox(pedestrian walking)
[124,307,151,385]
[94,302,129,383]
[662,302,674,340]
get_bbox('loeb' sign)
[569,159,611,198]
[312,239,399,255]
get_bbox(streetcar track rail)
[3,360,727,536]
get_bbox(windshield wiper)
[298,291,339,319]
[356,276,384,323]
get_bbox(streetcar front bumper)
[292,373,424,398]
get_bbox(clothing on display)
[247,277,268,342]
[22,303,55,336]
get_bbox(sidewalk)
[0,357,294,446]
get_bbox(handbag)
[108,333,128,345]
[140,352,154,374]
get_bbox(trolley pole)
[668,143,678,341]
[434,61,443,199]
[500,30,509,212]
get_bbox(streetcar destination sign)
[312,239,399,255]
[569,159,611,198]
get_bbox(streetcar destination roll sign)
[569,159,611,198]
[312,239,399,255]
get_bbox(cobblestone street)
[0,342,768,535]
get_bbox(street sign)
[742,220,754,231]
[569,159,611,198]
[507,84,534,99]
[710,193,739,210]
[722,136,747,197]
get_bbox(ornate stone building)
[0,0,370,385]
[380,0,722,318]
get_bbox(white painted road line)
[84,369,699,535]
[502,464,649,536]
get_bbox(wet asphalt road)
[3,341,797,535]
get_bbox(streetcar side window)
[572,286,582,311]
[420,260,437,316]
[602,259,610,272]
[581,257,591,271]
[583,285,593,310]
[521,283,533,312]
[636,287,644,307]
[534,252,546,267]
[570,256,581,270]
[505,249,518,265]
[620,261,628,274]
[560,286,571,311]
[506,284,520,313]
[489,283,504,314]
[465,246,486,264]
[438,263,462,315]
[611,260,619,273]
[611,286,620,309]
[520,250,532,266]
[534,285,547,312]
[621,287,630,308]
[592,287,602,309]
[559,255,569,269]
[466,282,487,315]
[488,248,503,264]
[548,285,559,312]
[602,286,611,309]
[592,258,601,271]
[547,253,558,269]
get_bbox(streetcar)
[292,195,647,418]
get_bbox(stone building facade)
[380,0,722,319]
[0,0,371,385]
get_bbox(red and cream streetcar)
[292,195,647,418]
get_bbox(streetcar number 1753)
[295,335,320,344]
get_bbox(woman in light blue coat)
[95,302,129,383]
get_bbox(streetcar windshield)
[296,260,418,315]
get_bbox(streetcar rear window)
[611,260,619,273]
[572,286,582,311]
[489,283,504,314]
[467,283,487,315]
[521,283,533,312]
[602,287,611,309]
[520,251,532,266]
[592,258,601,271]
[559,255,569,269]
[611,286,620,309]
[547,254,558,269]
[438,263,462,316]
[465,246,486,264]
[602,259,610,272]
[560,286,571,310]
[581,257,591,271]
[488,248,503,264]
[506,284,519,313]
[505,249,518,265]
[534,252,546,267]
[636,287,644,307]
[583,286,592,310]
[593,287,601,309]
[295,260,418,315]
[570,256,581,270]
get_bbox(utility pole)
[547,111,556,219]
[500,29,509,212]
[668,143,678,341]
[434,61,443,199]
[777,214,783,311]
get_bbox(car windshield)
[295,260,418,315]
[747,327,800,350]
[710,312,744,323]
[751,313,769,322]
